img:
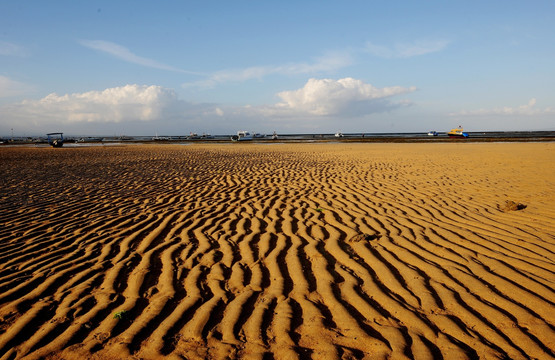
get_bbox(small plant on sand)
[113,310,127,320]
[315,208,324,212]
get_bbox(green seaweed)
[113,310,127,320]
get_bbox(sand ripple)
[0,143,554,359]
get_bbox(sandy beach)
[0,142,554,360]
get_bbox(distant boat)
[47,132,64,147]
[272,131,278,140]
[152,132,170,141]
[200,133,214,139]
[335,131,344,138]
[187,132,200,140]
[231,131,254,141]
[78,137,103,142]
[427,131,438,136]
[447,126,469,138]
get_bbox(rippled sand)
[0,143,554,360]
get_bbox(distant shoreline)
[2,130,555,146]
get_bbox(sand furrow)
[0,143,553,359]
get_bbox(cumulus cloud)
[0,79,418,136]
[0,84,240,135]
[12,85,177,124]
[365,39,450,58]
[80,40,201,75]
[449,98,555,116]
[0,75,34,98]
[275,78,416,115]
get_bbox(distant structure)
[47,132,64,147]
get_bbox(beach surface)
[0,142,554,360]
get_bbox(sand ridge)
[0,143,554,359]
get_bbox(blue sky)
[1,1,554,136]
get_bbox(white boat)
[335,131,344,138]
[200,133,214,139]
[152,132,170,141]
[231,131,254,141]
[187,132,200,139]
[427,131,438,136]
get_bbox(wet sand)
[0,142,554,359]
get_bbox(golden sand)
[0,143,554,359]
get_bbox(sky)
[1,0,554,137]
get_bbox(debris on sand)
[349,233,380,242]
[498,200,527,212]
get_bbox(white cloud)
[281,51,353,74]
[14,85,177,124]
[0,75,34,97]
[449,98,555,116]
[0,41,27,57]
[183,51,353,88]
[365,39,450,58]
[0,84,238,135]
[183,38,446,89]
[0,79,417,136]
[80,40,201,75]
[275,78,416,115]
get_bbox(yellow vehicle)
[447,126,469,138]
